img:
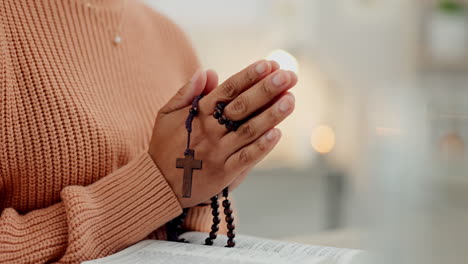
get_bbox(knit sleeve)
[0,10,182,264]
[0,151,182,263]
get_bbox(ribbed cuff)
[59,151,182,263]
[0,203,68,263]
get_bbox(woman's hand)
[148,60,297,208]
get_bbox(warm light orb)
[311,125,336,154]
[267,49,299,73]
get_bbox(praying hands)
[148,60,297,208]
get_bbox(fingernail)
[265,129,277,141]
[279,95,294,113]
[255,61,267,74]
[190,70,202,84]
[273,72,287,87]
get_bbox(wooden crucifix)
[176,150,202,198]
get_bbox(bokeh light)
[311,125,336,154]
[266,49,300,73]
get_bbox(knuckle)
[260,81,273,97]
[230,98,248,116]
[271,106,281,120]
[246,68,258,84]
[239,149,250,164]
[256,139,268,152]
[221,80,238,99]
[239,123,256,139]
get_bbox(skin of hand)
[148,60,298,208]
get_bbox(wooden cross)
[176,150,202,198]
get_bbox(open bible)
[83,232,366,264]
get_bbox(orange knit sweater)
[0,0,227,263]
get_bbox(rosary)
[166,96,242,248]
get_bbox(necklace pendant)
[113,35,122,45]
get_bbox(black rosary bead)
[216,102,227,110]
[232,122,240,132]
[225,215,234,224]
[224,208,233,215]
[218,115,228,125]
[212,216,221,224]
[213,109,222,119]
[222,200,231,208]
[166,208,189,242]
[221,187,236,248]
[204,187,236,248]
[205,238,214,246]
[213,102,244,133]
[226,239,236,248]
[227,231,236,239]
[206,195,220,246]
[209,231,218,239]
[225,120,234,131]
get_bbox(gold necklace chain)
[84,0,129,45]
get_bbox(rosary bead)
[218,116,227,125]
[222,200,231,208]
[211,226,219,232]
[205,187,235,248]
[226,215,234,223]
[232,122,240,132]
[205,238,214,246]
[227,231,236,239]
[217,102,227,110]
[225,120,235,131]
[226,239,236,248]
[224,208,233,215]
[209,231,218,239]
[212,216,221,224]
[213,109,222,119]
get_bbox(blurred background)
[147,1,468,262]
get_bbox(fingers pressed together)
[199,60,298,175]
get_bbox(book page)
[182,232,365,264]
[83,232,365,264]
[83,239,327,264]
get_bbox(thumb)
[160,70,207,114]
